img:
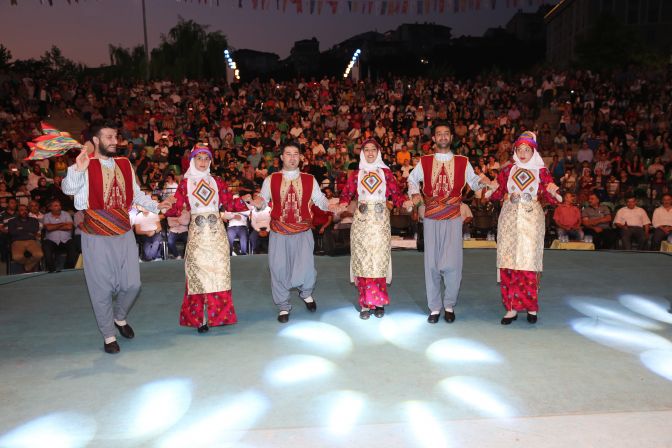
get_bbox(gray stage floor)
[1,250,671,448]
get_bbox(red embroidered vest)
[421,154,467,220]
[269,172,314,234]
[81,158,134,236]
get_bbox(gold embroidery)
[431,157,455,196]
[101,163,127,209]
[497,200,545,272]
[350,200,391,279]
[185,213,231,294]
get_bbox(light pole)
[142,0,150,80]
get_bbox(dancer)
[407,122,492,324]
[164,144,252,333]
[61,120,173,354]
[259,143,330,323]
[339,139,406,319]
[486,131,561,325]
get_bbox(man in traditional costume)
[408,122,492,324]
[164,144,251,333]
[259,144,330,323]
[339,139,406,319]
[62,121,173,353]
[486,131,561,324]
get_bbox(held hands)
[251,196,265,209]
[386,201,394,211]
[411,193,423,207]
[75,147,90,172]
[158,196,176,212]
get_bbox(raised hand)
[75,147,90,172]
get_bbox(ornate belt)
[358,202,385,214]
[509,192,536,204]
[193,213,219,227]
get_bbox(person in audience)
[42,199,77,272]
[613,196,651,250]
[166,204,189,259]
[164,144,252,333]
[339,139,406,319]
[249,191,272,254]
[553,192,584,241]
[7,203,43,273]
[486,131,561,325]
[651,193,672,251]
[581,193,618,250]
[133,196,163,262]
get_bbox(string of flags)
[14,0,554,15]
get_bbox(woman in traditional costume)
[165,144,249,332]
[486,132,561,325]
[339,139,406,319]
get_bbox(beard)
[98,142,117,158]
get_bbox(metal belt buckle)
[195,215,206,226]
[358,203,368,214]
[374,203,385,214]
[510,193,521,204]
[207,214,218,226]
[522,193,533,202]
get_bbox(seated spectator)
[42,199,77,272]
[651,193,672,251]
[250,192,271,254]
[133,205,163,261]
[7,204,43,272]
[224,206,250,255]
[166,204,189,259]
[28,200,44,231]
[553,192,584,241]
[162,173,179,199]
[613,196,651,250]
[312,188,334,255]
[581,193,618,250]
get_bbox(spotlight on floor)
[322,390,366,436]
[121,378,193,438]
[279,322,353,357]
[379,312,427,351]
[567,296,662,330]
[264,355,335,386]
[640,349,672,382]
[0,412,96,448]
[438,376,516,418]
[618,295,672,325]
[570,318,672,354]
[159,390,269,448]
[426,338,503,365]
[402,401,450,448]
[320,307,386,346]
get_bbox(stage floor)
[1,250,671,448]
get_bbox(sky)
[0,0,555,67]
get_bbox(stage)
[1,250,671,448]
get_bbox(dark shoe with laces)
[115,323,135,339]
[104,341,120,354]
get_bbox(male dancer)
[62,120,173,353]
[259,143,330,323]
[408,122,492,324]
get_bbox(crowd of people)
[1,67,672,274]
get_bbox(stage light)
[402,401,449,448]
[567,296,662,330]
[438,376,516,418]
[320,307,386,346]
[0,412,96,448]
[426,338,503,364]
[570,318,672,354]
[264,355,335,386]
[322,390,366,436]
[640,349,672,382]
[124,378,192,438]
[159,390,269,448]
[279,321,353,357]
[379,312,427,351]
[618,294,672,324]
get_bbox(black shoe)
[359,309,371,320]
[302,298,317,312]
[104,341,120,354]
[501,314,518,325]
[374,307,385,318]
[444,310,455,323]
[197,324,209,333]
[427,313,440,324]
[115,323,135,339]
[527,313,538,324]
[278,313,289,323]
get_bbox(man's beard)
[436,141,451,150]
[98,143,117,158]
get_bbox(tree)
[575,14,663,70]
[109,44,147,80]
[40,45,83,76]
[0,44,12,69]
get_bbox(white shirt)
[43,212,73,244]
[167,209,190,234]
[134,211,160,232]
[407,152,485,195]
[613,206,651,227]
[460,203,473,220]
[251,206,272,232]
[652,206,672,228]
